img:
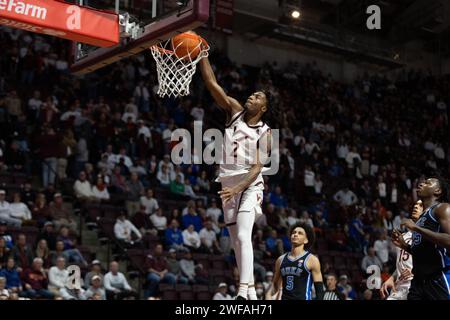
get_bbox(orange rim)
[150,32,209,55]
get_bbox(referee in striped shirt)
[323,273,345,300]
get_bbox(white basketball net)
[151,36,209,98]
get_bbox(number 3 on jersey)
[286,275,294,291]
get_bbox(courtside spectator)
[213,283,233,300]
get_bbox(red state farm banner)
[0,0,118,47]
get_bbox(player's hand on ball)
[218,187,237,204]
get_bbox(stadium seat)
[175,284,192,292]
[179,291,195,300]
[162,290,178,300]
[193,285,209,292]
[196,292,212,300]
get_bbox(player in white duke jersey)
[199,54,273,300]
[380,201,424,300]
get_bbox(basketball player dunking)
[380,200,423,300]
[199,56,272,300]
[272,223,324,300]
[392,177,450,300]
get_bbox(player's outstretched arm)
[403,203,450,250]
[272,256,283,296]
[307,255,324,300]
[198,57,243,117]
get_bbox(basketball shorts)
[387,281,411,300]
[407,271,450,300]
[219,174,264,226]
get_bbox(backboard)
[70,0,210,75]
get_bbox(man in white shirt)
[182,224,201,250]
[73,171,94,201]
[333,188,358,207]
[373,230,390,264]
[199,221,221,254]
[0,190,21,227]
[150,208,167,233]
[114,212,142,248]
[140,188,159,215]
[213,283,233,300]
[206,199,222,226]
[48,257,69,296]
[104,261,138,300]
[190,105,204,121]
[137,120,152,140]
[9,192,32,222]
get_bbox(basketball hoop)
[151,33,209,98]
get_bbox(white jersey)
[388,231,413,300]
[216,110,271,181]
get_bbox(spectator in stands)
[165,219,185,252]
[170,174,185,196]
[213,282,233,300]
[84,260,104,289]
[55,232,88,267]
[111,165,128,193]
[49,193,77,234]
[37,221,57,251]
[126,172,144,216]
[337,274,357,300]
[166,248,189,284]
[199,220,222,254]
[150,208,168,237]
[333,187,358,207]
[35,239,52,270]
[91,175,110,202]
[362,289,373,300]
[140,188,159,215]
[0,238,9,268]
[262,271,273,292]
[31,193,51,227]
[20,182,35,209]
[37,127,61,188]
[113,211,143,248]
[10,233,34,270]
[104,261,138,300]
[145,244,177,298]
[348,212,365,251]
[73,171,94,201]
[22,257,55,299]
[0,276,9,299]
[48,256,68,296]
[179,250,209,285]
[9,192,32,225]
[0,258,22,295]
[85,275,106,300]
[59,284,87,300]
[197,171,210,193]
[130,205,153,234]
[182,207,203,232]
[59,129,77,180]
[157,164,171,187]
[361,247,383,273]
[0,190,21,227]
[373,229,390,265]
[0,221,13,249]
[182,224,201,252]
[265,229,283,257]
[269,186,288,208]
[323,273,345,300]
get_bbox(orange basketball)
[172,31,203,59]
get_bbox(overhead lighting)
[291,10,301,19]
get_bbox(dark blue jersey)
[280,251,313,300]
[411,203,450,279]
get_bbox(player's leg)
[407,278,423,300]
[235,209,255,298]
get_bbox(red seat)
[175,284,192,292]
[196,292,212,300]
[159,283,175,291]
[162,290,178,300]
[179,291,195,300]
[193,285,209,292]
